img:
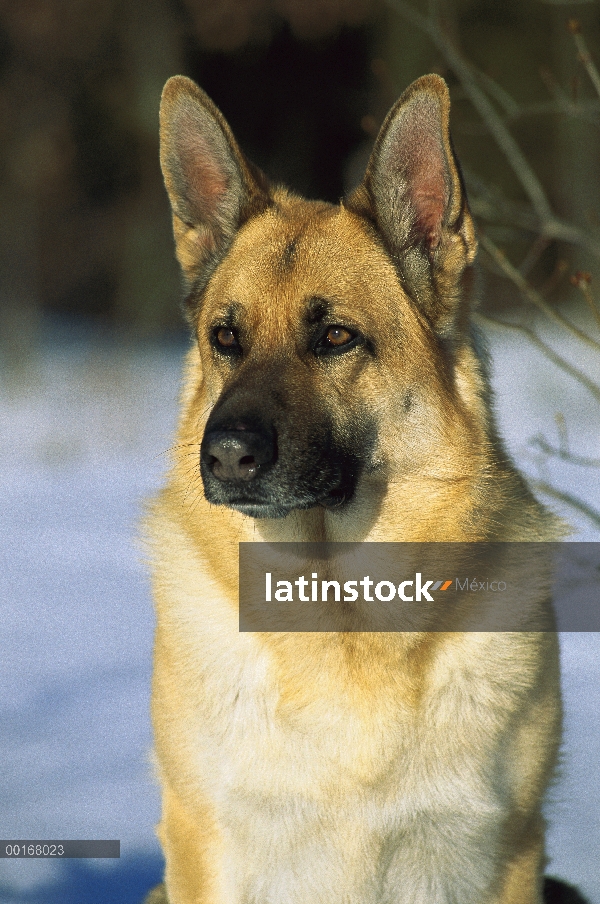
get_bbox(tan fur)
[145,74,562,904]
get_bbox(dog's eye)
[214,327,240,352]
[326,327,353,347]
[314,325,360,356]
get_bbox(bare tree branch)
[479,233,600,353]
[539,65,600,125]
[473,69,520,117]
[531,480,600,528]
[464,170,600,260]
[530,435,600,467]
[475,313,600,403]
[519,236,552,277]
[569,19,600,101]
[456,98,600,130]
[570,271,600,331]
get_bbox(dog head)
[159,75,480,521]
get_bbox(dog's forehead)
[259,200,381,276]
[212,197,404,318]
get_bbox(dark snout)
[201,414,288,516]
[199,385,374,518]
[202,426,276,482]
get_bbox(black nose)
[202,429,276,482]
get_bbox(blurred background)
[0,0,600,339]
[1,0,599,902]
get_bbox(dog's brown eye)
[215,327,238,349]
[326,327,353,347]
[313,324,361,357]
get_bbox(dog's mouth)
[200,441,357,519]
[208,481,353,520]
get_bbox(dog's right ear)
[160,76,272,297]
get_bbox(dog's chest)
[172,604,511,815]
[177,626,510,904]
[153,531,531,903]
[156,534,516,811]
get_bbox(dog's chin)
[206,486,353,520]
[226,501,299,519]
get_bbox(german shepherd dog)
[145,74,565,904]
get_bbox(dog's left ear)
[348,74,477,336]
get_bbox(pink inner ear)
[383,98,450,251]
[411,156,447,249]
[178,130,230,222]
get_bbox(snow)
[0,315,598,903]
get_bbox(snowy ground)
[0,315,598,904]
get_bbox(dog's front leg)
[157,783,226,904]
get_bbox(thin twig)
[519,236,552,277]
[569,20,600,101]
[464,164,599,259]
[539,64,600,124]
[555,413,569,454]
[474,69,520,117]
[469,188,600,254]
[512,99,600,124]
[475,313,600,403]
[480,233,600,352]
[454,100,600,131]
[570,271,600,331]
[531,479,600,528]
[465,187,540,234]
[530,435,600,467]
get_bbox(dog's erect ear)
[160,76,272,296]
[348,75,477,336]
